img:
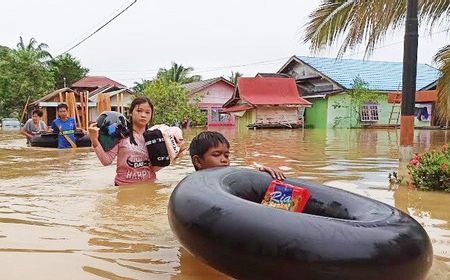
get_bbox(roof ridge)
[296,55,434,66]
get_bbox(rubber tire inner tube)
[168,167,433,280]
[30,132,91,148]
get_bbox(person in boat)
[189,131,285,180]
[88,96,168,186]
[49,103,77,149]
[21,109,47,146]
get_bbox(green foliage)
[331,77,384,127]
[157,62,201,84]
[228,71,243,84]
[304,0,449,57]
[49,54,89,88]
[132,79,152,93]
[433,45,450,126]
[0,37,88,118]
[0,44,55,118]
[407,145,450,192]
[348,77,384,108]
[141,79,206,126]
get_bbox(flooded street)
[0,127,449,279]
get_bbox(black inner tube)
[169,167,433,280]
[220,169,393,221]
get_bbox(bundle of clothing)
[143,124,186,167]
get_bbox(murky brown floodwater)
[0,127,449,279]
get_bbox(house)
[29,83,136,128]
[222,77,312,129]
[277,56,441,128]
[88,86,136,120]
[71,76,126,93]
[28,88,95,127]
[387,90,439,127]
[183,77,236,126]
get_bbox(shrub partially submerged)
[407,145,450,192]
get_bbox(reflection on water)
[0,128,448,279]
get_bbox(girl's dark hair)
[189,131,230,159]
[129,96,154,145]
[32,109,43,118]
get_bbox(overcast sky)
[1,0,449,87]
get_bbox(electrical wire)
[57,0,137,57]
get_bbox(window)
[211,108,230,123]
[360,103,379,122]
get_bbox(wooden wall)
[255,106,299,124]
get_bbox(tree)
[331,77,384,128]
[433,45,450,126]
[228,71,243,84]
[157,62,201,84]
[16,36,52,64]
[304,0,450,125]
[132,79,152,93]
[0,37,55,118]
[142,79,206,126]
[49,54,89,88]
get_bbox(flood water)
[0,127,449,279]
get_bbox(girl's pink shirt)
[93,132,162,186]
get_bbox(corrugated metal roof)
[296,56,440,91]
[222,104,254,113]
[388,90,438,103]
[182,77,234,93]
[29,87,76,106]
[71,76,126,89]
[230,77,312,106]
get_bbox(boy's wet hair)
[189,131,230,159]
[57,103,68,111]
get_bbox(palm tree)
[157,62,201,84]
[228,71,243,84]
[303,0,450,125]
[434,45,450,126]
[16,36,52,64]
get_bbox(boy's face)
[57,108,68,120]
[192,143,230,170]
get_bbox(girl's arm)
[93,142,118,166]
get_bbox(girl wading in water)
[89,96,165,186]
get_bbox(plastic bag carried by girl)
[143,124,186,167]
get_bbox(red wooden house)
[223,77,311,128]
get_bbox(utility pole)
[399,0,418,161]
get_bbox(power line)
[57,0,137,57]
[58,1,134,53]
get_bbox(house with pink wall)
[183,77,236,126]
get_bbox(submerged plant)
[407,145,450,192]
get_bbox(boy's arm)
[257,165,286,181]
[50,120,57,133]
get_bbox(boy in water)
[50,103,77,149]
[189,131,285,180]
